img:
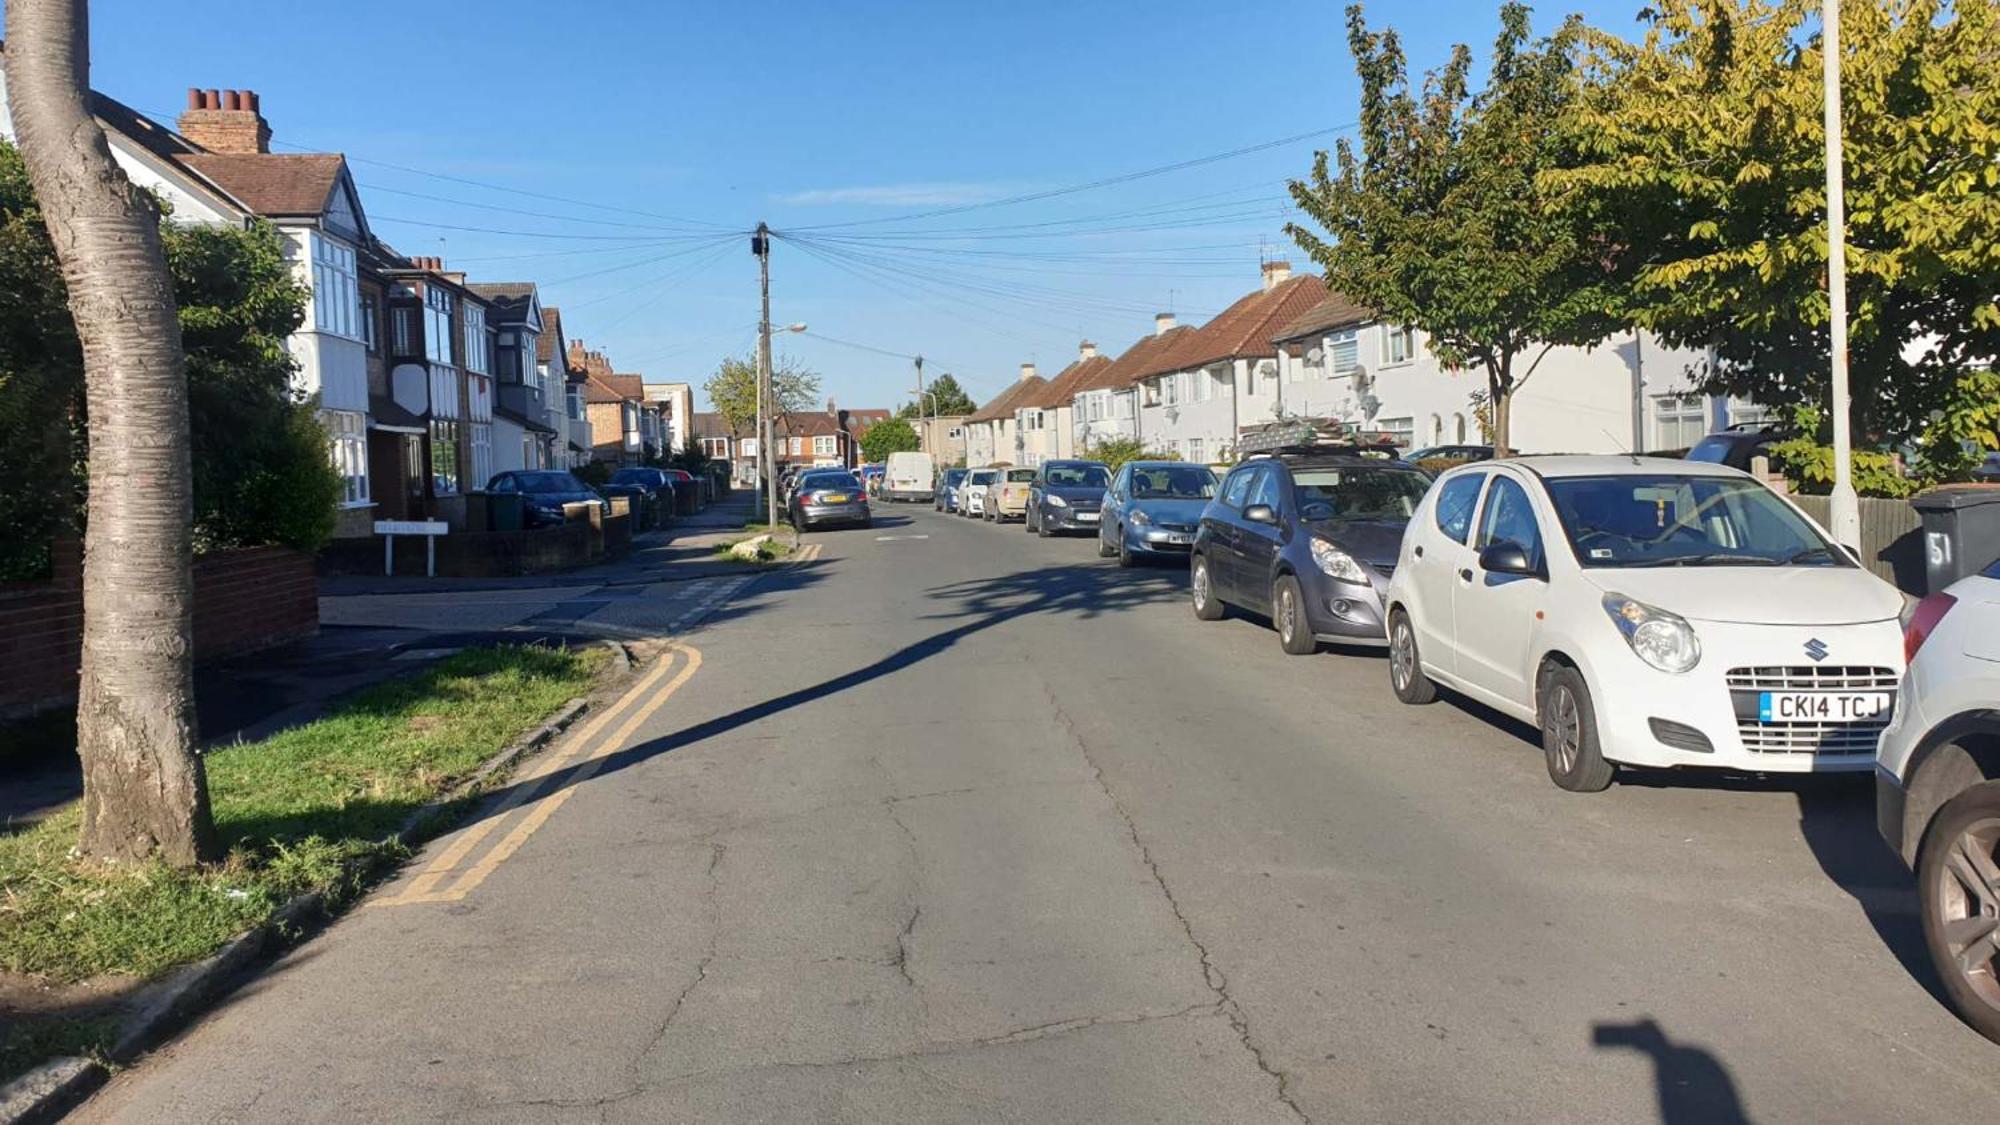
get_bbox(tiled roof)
[537,307,565,366]
[1100,325,1199,388]
[690,411,744,438]
[467,282,536,302]
[1168,273,1325,371]
[582,377,623,404]
[606,373,646,400]
[1271,290,1375,343]
[175,153,345,217]
[1029,354,1112,408]
[966,376,1049,424]
[781,413,844,436]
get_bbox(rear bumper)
[800,502,870,525]
[885,489,932,502]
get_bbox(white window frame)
[461,303,491,375]
[310,235,360,341]
[1162,375,1180,407]
[327,409,369,506]
[1327,329,1361,377]
[1382,325,1416,366]
[1654,393,1709,450]
[813,434,837,456]
[424,287,454,365]
[1188,437,1205,464]
[1378,415,1415,452]
[469,421,493,488]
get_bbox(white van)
[884,451,936,503]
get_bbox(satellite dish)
[1305,347,1324,365]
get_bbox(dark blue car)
[1097,461,1218,566]
[1189,448,1431,654]
[1024,459,1111,537]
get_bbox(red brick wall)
[0,542,318,717]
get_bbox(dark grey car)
[1190,451,1431,654]
[1026,460,1112,537]
[787,470,871,531]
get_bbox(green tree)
[703,353,822,437]
[924,373,978,416]
[860,417,921,463]
[0,139,335,577]
[1288,2,1624,456]
[1549,0,2000,446]
[1087,438,1177,471]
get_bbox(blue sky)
[73,0,1657,412]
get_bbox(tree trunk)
[1489,352,1515,459]
[5,0,218,865]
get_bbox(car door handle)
[1458,567,1474,582]
[1413,545,1424,559]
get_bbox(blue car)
[1097,461,1218,565]
[935,468,968,512]
[1189,446,1431,654]
[1025,459,1112,537]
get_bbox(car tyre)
[1388,610,1438,705]
[1274,575,1316,655]
[1036,508,1051,538]
[1117,534,1136,568]
[1917,778,2000,1045]
[1098,525,1118,558]
[1539,663,1615,793]
[1191,554,1225,621]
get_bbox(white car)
[1875,560,2000,1044]
[1383,456,1905,791]
[958,468,998,518]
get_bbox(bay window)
[310,235,360,340]
[429,420,461,496]
[461,303,491,375]
[327,410,369,506]
[424,288,454,365]
[469,422,493,488]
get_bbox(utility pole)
[753,222,778,528]
[913,354,927,452]
[1823,0,1860,550]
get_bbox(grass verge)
[0,644,605,989]
[715,533,794,563]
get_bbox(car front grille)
[1726,665,1896,756]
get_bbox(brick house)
[537,307,592,469]
[469,283,561,473]
[377,256,498,528]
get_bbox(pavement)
[72,503,2000,1123]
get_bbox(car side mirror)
[1478,541,1538,577]
[1244,504,1277,526]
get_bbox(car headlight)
[1128,508,1152,526]
[1602,594,1701,673]
[1310,539,1369,583]
[1047,494,1069,507]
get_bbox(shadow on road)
[1592,1017,1753,1124]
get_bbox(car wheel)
[1388,610,1438,705]
[1036,508,1051,538]
[1191,555,1225,620]
[1117,533,1135,568]
[1097,524,1117,558]
[1539,664,1615,793]
[1274,575,1316,655]
[1918,779,2000,1045]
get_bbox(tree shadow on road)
[1592,1016,1754,1124]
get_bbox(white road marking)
[874,535,931,541]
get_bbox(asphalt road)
[78,503,2000,1123]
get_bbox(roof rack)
[1236,419,1403,458]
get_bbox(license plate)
[821,493,849,503]
[1758,691,1891,722]
[1077,511,1100,522]
[1160,531,1190,544]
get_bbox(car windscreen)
[1044,464,1109,488]
[943,470,966,484]
[1290,468,1429,520]
[968,471,996,484]
[1005,469,1037,482]
[1684,436,1735,464]
[1544,474,1844,568]
[1131,465,1217,499]
[518,472,584,494]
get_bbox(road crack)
[1035,674,1313,1124]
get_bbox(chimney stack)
[1261,259,1292,292]
[1079,341,1097,360]
[1019,362,1037,382]
[1154,313,1176,336]
[178,87,272,154]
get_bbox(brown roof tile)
[176,152,345,217]
[1028,354,1112,408]
[1167,273,1325,371]
[1271,290,1375,343]
[1084,327,1197,392]
[967,376,1050,423]
[537,307,565,366]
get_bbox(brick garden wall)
[0,542,319,717]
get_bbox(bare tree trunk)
[1489,352,1515,459]
[5,0,217,865]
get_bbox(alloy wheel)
[1390,621,1415,691]
[1937,817,2000,1011]
[1194,563,1209,608]
[1547,685,1581,775]
[1279,587,1297,643]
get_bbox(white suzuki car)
[1875,560,2000,1044]
[1383,456,1905,791]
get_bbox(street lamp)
[754,318,806,520]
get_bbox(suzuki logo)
[1803,638,1829,662]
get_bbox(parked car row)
[936,430,2000,1044]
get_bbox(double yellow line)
[372,641,703,907]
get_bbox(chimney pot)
[222,90,241,111]
[205,88,220,108]
[186,87,203,110]
[245,91,260,113]
[1079,341,1097,360]
[1261,259,1293,291]
[1154,313,1176,336]
[1019,362,1037,382]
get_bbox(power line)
[356,182,720,234]
[787,124,1352,232]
